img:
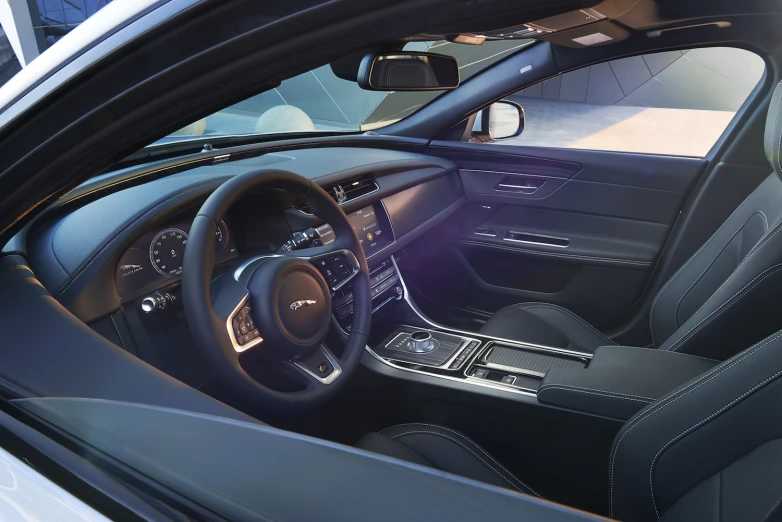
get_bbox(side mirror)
[471,101,525,142]
[357,52,460,91]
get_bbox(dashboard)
[25,147,463,323]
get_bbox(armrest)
[536,346,719,420]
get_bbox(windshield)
[156,40,532,146]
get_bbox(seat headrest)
[764,81,782,173]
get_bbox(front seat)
[359,330,782,521]
[479,82,782,360]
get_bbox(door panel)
[411,142,706,328]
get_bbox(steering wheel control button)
[229,302,263,352]
[316,362,333,376]
[312,253,358,291]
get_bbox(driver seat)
[478,82,782,361]
[358,329,782,521]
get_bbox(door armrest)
[536,346,719,420]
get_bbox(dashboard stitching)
[54,176,231,297]
[48,217,70,276]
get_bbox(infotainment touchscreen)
[347,204,393,257]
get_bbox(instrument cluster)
[116,218,237,302]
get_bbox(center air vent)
[294,174,378,213]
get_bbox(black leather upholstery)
[480,81,782,360]
[356,423,540,497]
[537,346,719,420]
[479,303,614,352]
[367,330,782,521]
[610,330,782,521]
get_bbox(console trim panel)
[363,345,538,397]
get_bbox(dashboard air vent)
[293,174,378,212]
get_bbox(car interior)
[3,0,782,520]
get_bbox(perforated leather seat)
[480,81,782,360]
[361,329,782,521]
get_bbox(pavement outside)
[502,96,735,157]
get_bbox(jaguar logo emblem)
[290,299,318,311]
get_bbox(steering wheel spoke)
[289,344,343,386]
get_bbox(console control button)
[451,341,478,368]
[472,368,488,379]
[336,303,353,318]
[501,375,517,385]
[334,293,353,308]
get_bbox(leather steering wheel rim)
[182,168,371,410]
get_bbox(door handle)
[494,177,544,194]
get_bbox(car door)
[402,47,766,330]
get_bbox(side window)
[483,47,765,157]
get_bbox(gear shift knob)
[409,331,435,353]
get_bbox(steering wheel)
[181,169,371,410]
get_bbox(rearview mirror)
[471,101,525,142]
[357,52,460,91]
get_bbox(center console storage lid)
[537,346,719,420]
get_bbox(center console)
[348,254,718,422]
[372,318,589,395]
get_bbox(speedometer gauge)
[150,228,188,276]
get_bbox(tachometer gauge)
[149,228,188,276]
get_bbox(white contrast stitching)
[537,383,654,402]
[773,85,782,173]
[672,211,768,334]
[380,423,540,496]
[648,198,769,347]
[662,220,782,349]
[665,263,782,352]
[765,81,782,160]
[647,368,782,517]
[608,330,782,518]
[514,303,615,345]
[612,346,720,363]
[391,430,541,497]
